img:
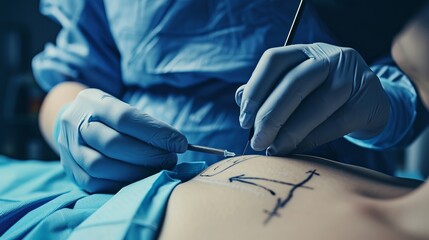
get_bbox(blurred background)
[0,0,59,160]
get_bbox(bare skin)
[385,4,429,238]
[391,3,429,108]
[159,155,426,240]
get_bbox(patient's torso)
[159,155,421,240]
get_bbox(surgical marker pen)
[187,144,236,157]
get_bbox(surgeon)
[33,0,425,193]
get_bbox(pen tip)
[224,150,236,157]
[242,140,250,156]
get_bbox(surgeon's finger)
[58,144,128,193]
[266,65,355,155]
[240,45,309,129]
[102,107,187,153]
[79,89,188,153]
[291,103,364,154]
[289,77,390,154]
[72,145,161,182]
[235,84,246,106]
[251,57,329,151]
[80,121,177,168]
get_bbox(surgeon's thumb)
[235,84,246,107]
[166,131,189,154]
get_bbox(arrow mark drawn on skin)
[228,174,313,196]
[199,156,320,225]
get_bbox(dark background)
[0,0,59,159]
[309,0,427,63]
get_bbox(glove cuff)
[53,103,71,148]
[345,65,417,150]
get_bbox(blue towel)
[0,156,205,239]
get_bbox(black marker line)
[229,174,313,190]
[200,156,259,177]
[213,157,237,170]
[264,169,320,224]
[229,174,277,196]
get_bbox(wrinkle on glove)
[345,64,417,149]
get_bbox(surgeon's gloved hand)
[235,43,390,155]
[55,89,188,193]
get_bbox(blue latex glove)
[55,89,188,193]
[235,43,390,155]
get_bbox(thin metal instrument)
[284,0,306,46]
[242,0,306,155]
[188,144,236,157]
[242,128,253,155]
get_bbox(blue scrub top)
[34,0,336,92]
